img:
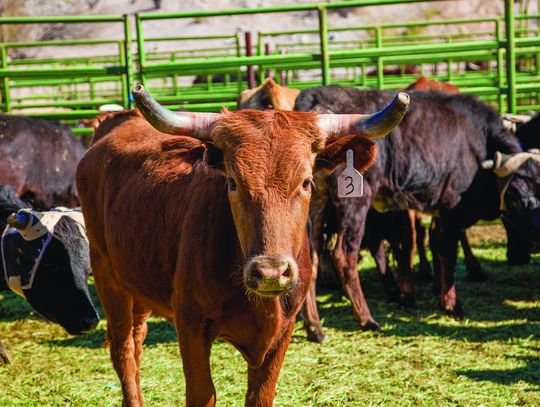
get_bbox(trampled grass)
[0,225,538,406]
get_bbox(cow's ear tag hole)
[338,149,363,198]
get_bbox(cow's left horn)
[317,92,410,140]
[132,84,218,140]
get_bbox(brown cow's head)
[237,78,301,110]
[133,85,409,298]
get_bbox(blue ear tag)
[337,149,363,198]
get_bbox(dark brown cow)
[0,114,85,209]
[405,77,487,282]
[76,85,408,406]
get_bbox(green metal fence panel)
[1,0,540,132]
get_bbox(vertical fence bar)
[279,49,287,85]
[135,14,147,88]
[318,6,330,85]
[375,26,384,89]
[496,19,506,113]
[118,41,128,106]
[0,46,10,112]
[235,32,243,93]
[245,31,255,88]
[123,14,133,108]
[505,0,517,113]
[264,43,272,78]
[257,33,265,84]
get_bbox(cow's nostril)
[251,265,264,281]
[282,265,291,278]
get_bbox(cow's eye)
[228,177,237,192]
[302,178,312,191]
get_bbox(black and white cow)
[0,185,99,337]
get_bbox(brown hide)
[404,76,460,94]
[77,109,377,406]
[0,115,85,209]
[237,78,300,110]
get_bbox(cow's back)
[77,112,239,317]
[296,86,520,212]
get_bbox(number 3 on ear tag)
[337,149,363,198]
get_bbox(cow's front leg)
[176,319,215,407]
[302,249,326,343]
[245,322,294,407]
[393,210,416,307]
[91,253,140,407]
[333,233,379,330]
[433,219,464,318]
[367,239,399,303]
[415,214,432,281]
[132,303,151,405]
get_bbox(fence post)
[496,19,506,113]
[235,32,243,93]
[0,46,10,112]
[123,14,133,108]
[375,26,384,89]
[257,33,265,84]
[505,0,517,113]
[135,13,147,88]
[318,5,330,85]
[245,32,256,89]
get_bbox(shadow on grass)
[46,320,178,349]
[309,251,540,342]
[457,356,540,389]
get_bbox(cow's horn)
[502,113,532,124]
[317,92,410,140]
[481,159,495,170]
[7,212,29,230]
[132,84,218,140]
[493,151,540,177]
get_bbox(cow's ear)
[205,143,225,170]
[315,135,377,175]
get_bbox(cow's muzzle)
[244,255,298,297]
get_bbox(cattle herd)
[0,68,539,406]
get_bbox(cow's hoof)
[399,293,416,308]
[306,328,326,344]
[442,303,465,320]
[466,268,488,282]
[360,319,381,331]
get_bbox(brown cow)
[77,84,409,406]
[237,77,300,110]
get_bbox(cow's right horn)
[483,151,540,177]
[132,84,218,141]
[317,92,410,140]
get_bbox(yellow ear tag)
[337,149,363,198]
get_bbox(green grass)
[0,225,538,406]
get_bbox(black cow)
[296,86,540,335]
[515,112,539,152]
[0,115,85,210]
[0,185,99,336]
